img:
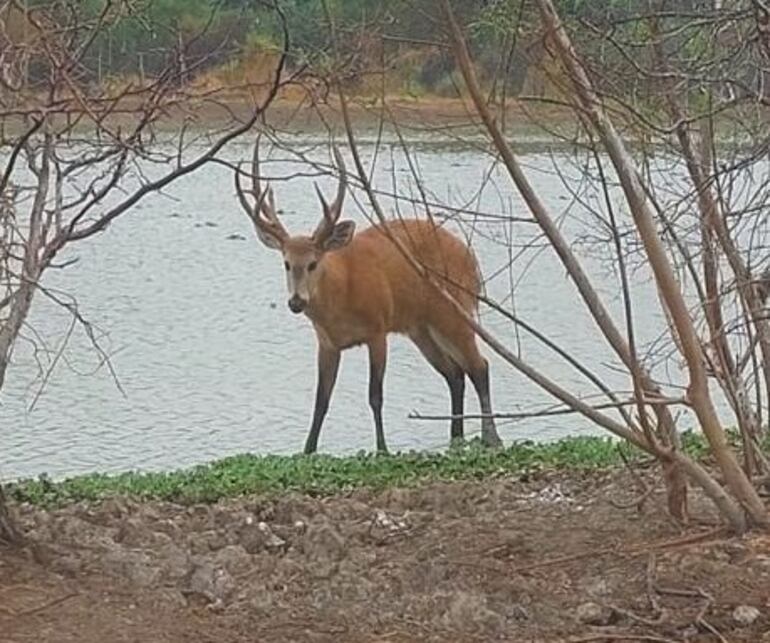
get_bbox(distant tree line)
[2,1,714,96]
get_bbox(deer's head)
[236,141,355,314]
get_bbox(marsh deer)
[235,141,502,454]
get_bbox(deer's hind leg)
[410,328,466,442]
[425,324,503,448]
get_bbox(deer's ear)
[321,220,355,251]
[254,225,284,250]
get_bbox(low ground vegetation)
[2,452,769,642]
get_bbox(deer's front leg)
[368,335,388,454]
[304,344,341,454]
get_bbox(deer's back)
[330,219,480,335]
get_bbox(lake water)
[1,131,702,480]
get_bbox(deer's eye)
[284,261,290,271]
[308,261,318,272]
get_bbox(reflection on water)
[1,134,697,479]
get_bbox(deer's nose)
[288,295,307,314]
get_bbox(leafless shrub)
[0,0,290,543]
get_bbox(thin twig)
[454,527,725,576]
[645,554,661,616]
[410,396,686,422]
[605,603,666,627]
[570,633,681,643]
[609,446,654,511]
[13,591,80,616]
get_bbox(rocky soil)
[2,468,770,642]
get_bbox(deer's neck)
[304,253,352,345]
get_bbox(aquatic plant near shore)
[6,433,722,508]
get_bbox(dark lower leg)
[445,371,465,441]
[368,337,388,454]
[409,330,466,446]
[469,359,502,447]
[305,347,341,454]
[305,397,329,454]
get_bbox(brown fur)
[304,219,481,362]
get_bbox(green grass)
[5,433,723,508]
[15,428,757,509]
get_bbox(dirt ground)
[68,93,570,134]
[202,95,573,133]
[2,468,769,643]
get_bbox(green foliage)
[470,0,524,38]
[5,433,718,508]
[60,0,710,100]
